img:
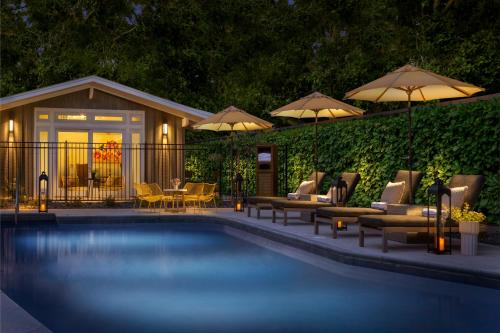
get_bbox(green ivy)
[186,99,500,224]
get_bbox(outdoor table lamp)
[427,179,452,254]
[331,176,348,230]
[233,172,244,212]
[39,171,49,213]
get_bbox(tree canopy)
[2,0,499,121]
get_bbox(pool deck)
[1,208,500,289]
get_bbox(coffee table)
[163,188,187,212]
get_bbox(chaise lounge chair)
[247,171,326,218]
[271,172,361,226]
[314,170,423,238]
[357,174,485,252]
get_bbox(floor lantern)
[233,172,244,212]
[39,171,49,213]
[427,179,452,254]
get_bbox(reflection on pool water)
[1,223,499,333]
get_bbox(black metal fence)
[0,141,208,203]
[0,140,307,205]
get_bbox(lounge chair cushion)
[359,215,458,228]
[316,206,385,218]
[359,215,433,227]
[394,170,423,204]
[248,196,283,205]
[449,175,484,207]
[271,199,333,209]
[338,172,361,203]
[380,181,405,204]
[442,186,468,210]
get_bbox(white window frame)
[33,108,145,197]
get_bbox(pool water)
[1,223,499,333]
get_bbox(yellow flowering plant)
[451,203,486,223]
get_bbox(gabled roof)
[0,75,212,121]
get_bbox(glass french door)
[55,130,124,200]
[91,132,123,191]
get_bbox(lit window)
[38,114,49,120]
[131,116,141,122]
[95,115,123,122]
[58,114,87,121]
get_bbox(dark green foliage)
[2,0,499,117]
[186,99,500,224]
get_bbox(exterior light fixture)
[336,220,346,230]
[331,176,348,207]
[233,172,244,212]
[39,171,49,213]
[162,122,168,135]
[427,179,452,254]
[331,176,348,231]
[9,119,14,133]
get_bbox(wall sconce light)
[162,122,168,136]
[9,119,14,133]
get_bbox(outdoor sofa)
[247,171,326,218]
[357,174,485,252]
[314,170,423,238]
[271,172,360,226]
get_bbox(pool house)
[0,76,211,202]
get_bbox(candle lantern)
[427,179,452,254]
[233,172,244,212]
[331,176,348,230]
[38,171,49,213]
[331,176,348,207]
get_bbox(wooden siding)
[0,88,186,199]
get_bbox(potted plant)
[451,203,486,256]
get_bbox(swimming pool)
[1,222,499,333]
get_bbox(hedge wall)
[186,99,500,224]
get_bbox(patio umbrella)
[345,64,484,202]
[193,105,273,132]
[193,106,273,198]
[271,92,365,193]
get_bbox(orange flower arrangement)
[93,140,122,162]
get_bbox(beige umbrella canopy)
[193,105,273,132]
[345,64,484,203]
[271,92,364,119]
[193,106,273,201]
[344,64,484,102]
[271,92,365,193]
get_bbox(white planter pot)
[459,221,480,256]
[459,221,480,234]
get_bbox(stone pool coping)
[1,211,499,289]
[0,291,52,333]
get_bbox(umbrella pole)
[315,113,318,195]
[231,133,234,204]
[407,91,413,204]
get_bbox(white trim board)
[0,76,212,121]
